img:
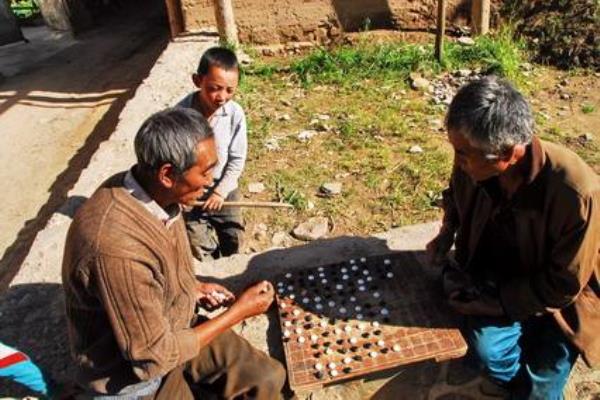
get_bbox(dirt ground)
[0,3,168,288]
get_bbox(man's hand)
[230,281,275,319]
[196,282,235,310]
[202,192,225,211]
[426,228,454,266]
[448,290,504,317]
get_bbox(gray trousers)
[184,189,244,259]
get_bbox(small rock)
[281,99,292,106]
[292,217,329,241]
[297,130,318,142]
[457,37,475,46]
[578,133,594,143]
[559,78,569,86]
[248,182,265,194]
[264,138,280,151]
[560,93,571,100]
[455,69,472,77]
[317,114,331,120]
[306,200,315,210]
[278,114,291,121]
[408,145,424,154]
[319,182,343,197]
[410,76,431,91]
[252,223,268,240]
[272,231,295,247]
[520,62,533,71]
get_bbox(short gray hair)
[446,76,534,154]
[134,107,213,175]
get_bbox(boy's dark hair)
[197,47,239,76]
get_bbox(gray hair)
[446,76,534,154]
[134,107,213,175]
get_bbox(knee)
[470,330,520,369]
[259,358,286,393]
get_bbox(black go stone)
[315,371,325,380]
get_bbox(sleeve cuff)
[174,328,200,364]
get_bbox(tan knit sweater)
[62,172,200,393]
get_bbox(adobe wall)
[181,0,476,44]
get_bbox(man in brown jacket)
[428,77,599,399]
[62,107,286,399]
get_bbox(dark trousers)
[185,189,244,260]
[466,314,578,400]
[148,329,286,400]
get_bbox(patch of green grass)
[288,27,526,86]
[581,103,596,114]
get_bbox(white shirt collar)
[124,169,180,228]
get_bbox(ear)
[192,73,203,88]
[501,144,526,165]
[157,164,177,189]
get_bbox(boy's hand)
[230,281,274,319]
[203,192,224,211]
[196,282,235,309]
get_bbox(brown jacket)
[442,138,600,367]
[62,173,200,393]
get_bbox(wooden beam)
[214,0,238,46]
[471,0,490,35]
[435,0,447,63]
[164,0,184,38]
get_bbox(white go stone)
[316,304,323,310]
[373,292,381,298]
[318,266,324,272]
[340,307,347,314]
[363,270,369,275]
[320,320,328,328]
[342,274,349,280]
[341,267,348,273]
[359,285,366,291]
[344,325,352,333]
[295,328,304,334]
[319,272,325,277]
[384,259,391,265]
[372,321,380,328]
[393,344,401,352]
[350,296,356,302]
[352,265,359,271]
[314,296,322,302]
[302,298,309,304]
[335,284,343,290]
[289,294,296,300]
[284,321,292,327]
[315,363,324,371]
[349,337,358,344]
[292,309,301,316]
[283,330,291,337]
[350,259,356,264]
[355,306,362,312]
[367,276,373,282]
[381,308,389,316]
[358,279,365,285]
[328,362,337,369]
[369,351,378,358]
[308,275,314,280]
[285,273,292,278]
[343,356,352,364]
[328,300,335,307]
[321,279,328,284]
[326,348,334,355]
[386,272,394,278]
[358,323,366,330]
[311,334,319,342]
[277,288,285,294]
[281,303,287,309]
[330,370,339,377]
[356,313,364,320]
[334,328,343,335]
[277,281,284,287]
[377,340,385,347]
[360,257,367,263]
[298,336,306,343]
[287,285,294,291]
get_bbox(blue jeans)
[466,315,578,400]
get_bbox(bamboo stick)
[193,201,293,209]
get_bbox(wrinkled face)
[448,128,513,182]
[193,66,239,115]
[172,137,218,206]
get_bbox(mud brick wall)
[182,0,480,44]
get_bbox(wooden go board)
[274,252,467,391]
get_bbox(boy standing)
[178,47,247,260]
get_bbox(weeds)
[581,103,596,114]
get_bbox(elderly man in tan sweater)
[62,107,286,399]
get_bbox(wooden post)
[471,0,490,35]
[164,0,185,38]
[214,0,238,46]
[435,0,447,63]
